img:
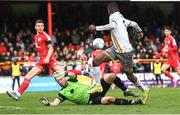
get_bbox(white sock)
[92,66,101,85]
[134,79,147,92]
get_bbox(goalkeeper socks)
[114,98,130,105]
[165,71,174,80]
[135,79,146,92]
[18,78,30,95]
[101,79,111,96]
[113,76,127,92]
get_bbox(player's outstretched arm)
[40,97,63,106]
[96,22,116,31]
[44,43,54,63]
[124,18,143,38]
[89,22,116,32]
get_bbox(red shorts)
[35,56,58,71]
[165,59,180,69]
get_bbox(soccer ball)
[93,38,105,49]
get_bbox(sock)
[67,70,82,75]
[92,66,101,85]
[18,78,30,95]
[113,77,127,92]
[114,98,130,105]
[135,78,146,92]
[101,79,111,96]
[165,71,174,80]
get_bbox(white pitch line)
[0,106,23,110]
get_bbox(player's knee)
[108,73,116,81]
[101,97,114,105]
[92,60,99,67]
[24,74,34,80]
[161,68,165,73]
[125,68,133,76]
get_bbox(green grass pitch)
[0,88,180,114]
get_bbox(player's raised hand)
[138,32,144,39]
[88,24,96,32]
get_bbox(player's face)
[164,29,171,37]
[56,77,68,88]
[35,23,44,33]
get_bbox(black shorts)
[88,92,103,105]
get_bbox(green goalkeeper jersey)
[58,81,92,104]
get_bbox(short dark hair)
[164,26,172,32]
[35,19,44,25]
[107,2,119,14]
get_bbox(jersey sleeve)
[168,38,178,52]
[96,15,116,31]
[96,22,116,31]
[43,32,52,42]
[123,18,142,32]
[57,92,66,102]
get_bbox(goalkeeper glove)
[40,97,50,106]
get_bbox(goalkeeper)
[40,71,145,106]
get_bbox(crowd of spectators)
[0,3,180,76]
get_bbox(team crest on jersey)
[168,41,170,44]
[38,37,41,41]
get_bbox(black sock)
[114,98,131,105]
[101,79,111,96]
[113,77,127,92]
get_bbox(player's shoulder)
[110,11,122,20]
[43,32,51,40]
[33,34,40,39]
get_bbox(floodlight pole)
[47,2,54,76]
[47,2,52,37]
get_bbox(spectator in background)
[0,42,7,55]
[153,59,163,87]
[71,29,80,45]
[11,60,21,91]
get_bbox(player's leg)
[53,64,64,72]
[104,73,139,97]
[116,52,149,103]
[161,62,178,88]
[126,69,148,92]
[17,76,20,87]
[125,68,150,104]
[12,78,15,91]
[155,74,159,85]
[6,66,41,100]
[176,68,180,75]
[161,63,173,80]
[174,60,180,76]
[159,75,163,87]
[114,52,148,93]
[88,50,113,93]
[173,60,180,88]
[101,96,144,105]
